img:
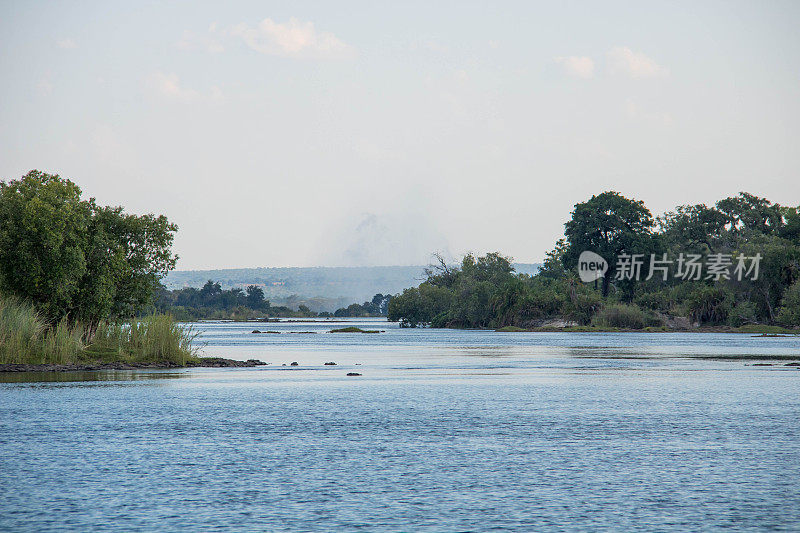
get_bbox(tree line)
[153,281,393,320]
[388,191,800,329]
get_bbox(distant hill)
[163,264,541,310]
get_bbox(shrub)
[562,291,602,325]
[728,301,758,327]
[686,285,732,325]
[635,288,674,313]
[592,303,652,329]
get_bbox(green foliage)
[562,287,602,325]
[90,315,199,365]
[389,252,601,328]
[496,325,528,332]
[388,283,453,327]
[685,286,732,325]
[245,285,265,308]
[0,171,177,326]
[154,280,273,319]
[658,204,728,252]
[388,191,800,330]
[333,294,392,317]
[0,298,85,364]
[562,191,656,296]
[728,302,758,327]
[0,171,88,321]
[0,297,198,366]
[592,303,653,330]
[777,280,800,326]
[329,327,381,333]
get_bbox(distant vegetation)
[152,280,300,321]
[0,171,195,365]
[388,192,800,330]
[162,264,540,311]
[153,282,393,320]
[323,294,392,318]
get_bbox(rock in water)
[346,372,361,376]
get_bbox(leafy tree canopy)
[562,191,656,296]
[0,170,177,327]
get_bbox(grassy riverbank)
[0,299,200,366]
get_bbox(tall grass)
[0,298,198,366]
[0,298,84,364]
[92,314,200,365]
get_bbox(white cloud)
[57,38,77,49]
[147,72,224,103]
[554,56,594,79]
[608,46,668,78]
[230,17,353,58]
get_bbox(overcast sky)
[1,1,798,269]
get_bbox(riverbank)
[0,357,267,373]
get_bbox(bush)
[592,303,652,329]
[686,285,732,325]
[635,288,674,313]
[728,301,758,327]
[562,290,602,325]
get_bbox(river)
[1,319,799,531]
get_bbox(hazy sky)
[1,1,798,269]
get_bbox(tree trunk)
[602,273,611,297]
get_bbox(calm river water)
[1,318,799,531]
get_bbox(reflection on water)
[0,370,190,384]
[1,319,799,531]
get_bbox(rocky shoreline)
[0,357,268,373]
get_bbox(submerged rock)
[290,361,299,366]
[323,362,337,365]
[346,372,361,376]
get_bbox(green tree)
[716,192,784,236]
[777,280,800,326]
[246,285,266,308]
[658,204,727,253]
[0,170,177,328]
[562,191,656,296]
[0,171,88,320]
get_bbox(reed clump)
[91,314,200,365]
[0,298,85,364]
[0,298,198,366]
